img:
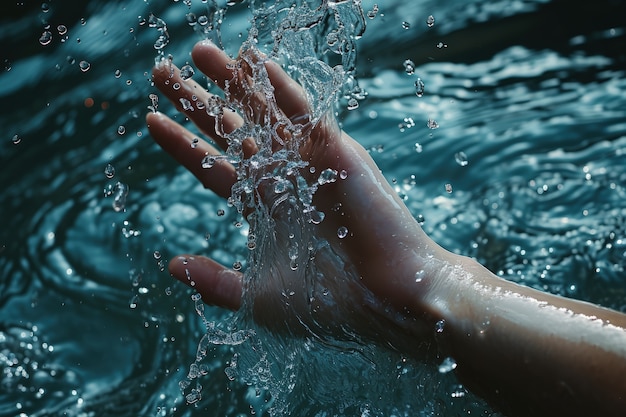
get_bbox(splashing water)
[171,1,449,415]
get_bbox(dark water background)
[1,0,625,416]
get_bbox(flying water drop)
[414,78,425,97]
[104,163,115,179]
[438,357,457,373]
[454,152,469,167]
[180,64,195,80]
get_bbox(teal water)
[1,0,625,416]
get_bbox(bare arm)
[420,255,626,416]
[147,40,626,417]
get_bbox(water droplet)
[66,56,75,65]
[112,182,129,212]
[201,154,216,168]
[366,4,379,19]
[117,125,126,135]
[104,163,115,178]
[233,261,242,271]
[179,97,193,111]
[165,287,172,296]
[416,214,425,225]
[114,69,121,78]
[414,143,423,153]
[454,151,468,167]
[427,118,439,129]
[148,93,159,113]
[217,209,225,216]
[39,31,53,46]
[153,250,162,260]
[426,15,435,28]
[401,21,411,30]
[415,270,425,283]
[11,134,21,145]
[436,42,447,49]
[41,3,50,12]
[317,168,338,185]
[347,97,359,110]
[337,226,348,239]
[415,78,425,97]
[172,82,181,90]
[309,210,325,224]
[435,319,445,333]
[79,60,91,72]
[403,59,415,75]
[191,137,199,148]
[445,183,453,193]
[339,169,348,180]
[180,64,195,80]
[438,357,457,373]
[57,24,67,35]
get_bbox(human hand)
[147,40,452,347]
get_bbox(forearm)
[423,256,626,416]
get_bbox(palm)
[147,41,441,343]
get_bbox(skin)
[147,40,626,417]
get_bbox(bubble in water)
[401,21,411,30]
[445,183,453,193]
[339,169,348,180]
[39,31,53,46]
[104,163,115,179]
[117,125,126,135]
[415,78,425,97]
[403,59,415,75]
[173,82,181,90]
[436,42,447,49]
[180,64,195,80]
[191,137,199,148]
[454,151,468,167]
[217,209,225,216]
[366,4,379,19]
[438,357,457,373]
[66,56,75,65]
[57,24,67,35]
[414,143,423,153]
[153,250,162,260]
[114,69,121,78]
[426,15,435,28]
[233,261,242,271]
[79,60,91,72]
[337,226,348,239]
[427,118,439,129]
[41,3,50,12]
[12,134,21,145]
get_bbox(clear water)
[1,0,626,416]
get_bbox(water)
[1,0,625,416]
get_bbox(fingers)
[152,60,244,150]
[146,112,237,198]
[191,41,310,125]
[169,255,242,311]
